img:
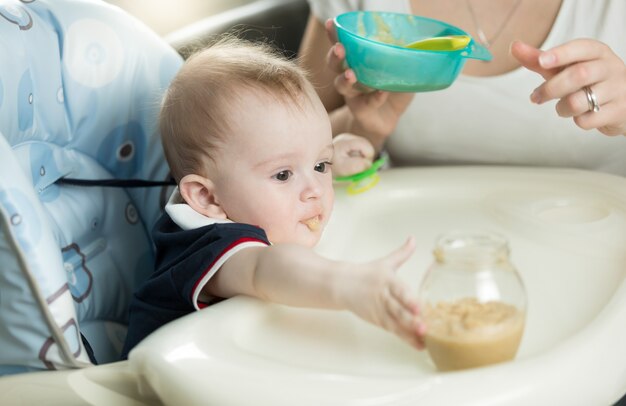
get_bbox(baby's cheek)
[325,190,335,215]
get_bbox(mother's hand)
[512,39,626,136]
[324,19,414,151]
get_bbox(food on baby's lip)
[423,297,525,371]
[304,216,320,231]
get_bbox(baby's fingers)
[333,133,375,157]
[384,284,425,349]
[381,236,416,271]
[389,282,420,316]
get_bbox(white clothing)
[307,0,626,176]
[165,187,233,230]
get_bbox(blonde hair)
[159,37,315,183]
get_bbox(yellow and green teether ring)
[334,157,386,195]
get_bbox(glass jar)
[418,230,527,371]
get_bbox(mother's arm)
[298,14,346,112]
[298,14,414,152]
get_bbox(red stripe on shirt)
[191,237,269,308]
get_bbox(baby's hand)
[332,133,375,177]
[338,237,426,350]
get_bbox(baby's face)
[212,91,334,247]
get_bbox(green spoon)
[405,35,471,51]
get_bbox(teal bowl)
[334,11,492,92]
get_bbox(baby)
[121,37,424,358]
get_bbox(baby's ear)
[178,174,227,219]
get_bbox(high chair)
[0,1,313,403]
[0,0,181,374]
[1,1,625,405]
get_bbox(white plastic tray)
[129,167,626,405]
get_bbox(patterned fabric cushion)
[0,0,182,373]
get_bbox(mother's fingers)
[537,38,609,70]
[555,81,611,118]
[326,42,346,73]
[553,87,626,136]
[531,59,607,104]
[333,69,383,100]
[324,18,338,44]
[333,68,363,98]
[574,101,626,136]
[511,40,551,79]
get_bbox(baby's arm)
[205,237,424,349]
[332,133,375,177]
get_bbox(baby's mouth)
[303,215,321,231]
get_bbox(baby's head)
[160,38,334,247]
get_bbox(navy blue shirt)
[121,213,269,359]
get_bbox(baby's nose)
[301,175,323,201]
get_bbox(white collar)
[165,187,232,231]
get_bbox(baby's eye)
[273,170,292,182]
[314,161,332,173]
